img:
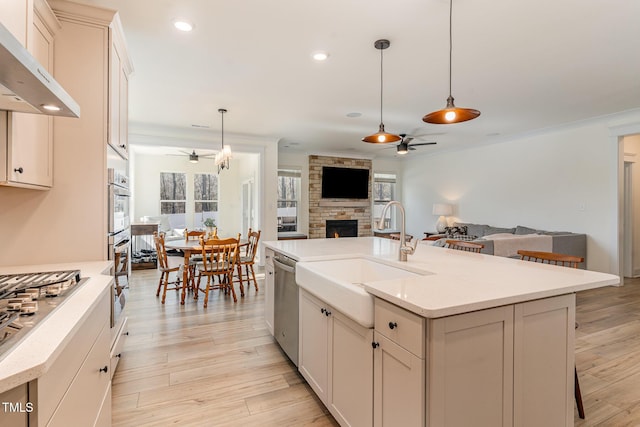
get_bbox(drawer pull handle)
[14,167,23,174]
[372,342,380,349]
[116,353,122,358]
[99,366,109,373]
[388,321,398,330]
[119,144,126,149]
[324,309,331,317]
[320,308,326,314]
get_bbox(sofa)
[431,222,587,269]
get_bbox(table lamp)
[432,203,453,233]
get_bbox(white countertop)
[0,261,113,394]
[264,237,620,318]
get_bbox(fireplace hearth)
[326,220,358,238]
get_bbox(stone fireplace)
[325,220,358,238]
[308,155,373,239]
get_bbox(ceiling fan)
[387,134,437,155]
[167,150,215,163]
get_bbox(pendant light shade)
[215,108,231,173]
[423,0,480,125]
[363,39,400,144]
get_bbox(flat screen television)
[321,166,369,199]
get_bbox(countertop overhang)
[0,261,113,394]
[264,237,620,318]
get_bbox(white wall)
[402,117,633,273]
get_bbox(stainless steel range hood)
[0,22,80,118]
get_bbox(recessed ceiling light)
[346,112,362,118]
[312,51,329,61]
[173,18,194,32]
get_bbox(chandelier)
[215,108,231,173]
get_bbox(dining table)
[164,237,248,304]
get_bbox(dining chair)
[445,239,484,253]
[390,233,413,244]
[195,234,241,307]
[153,231,182,304]
[517,249,586,419]
[184,229,206,291]
[235,228,261,295]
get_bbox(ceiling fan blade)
[409,142,437,147]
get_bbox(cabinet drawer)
[375,298,425,358]
[110,316,128,378]
[48,319,111,427]
[36,287,110,424]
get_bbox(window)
[373,173,396,229]
[194,173,219,227]
[160,172,187,228]
[277,169,301,232]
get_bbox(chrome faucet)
[377,201,418,262]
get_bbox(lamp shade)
[432,203,453,216]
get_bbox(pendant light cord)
[380,46,384,124]
[448,0,453,98]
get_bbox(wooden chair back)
[517,250,584,268]
[445,239,485,253]
[199,234,241,275]
[184,228,206,243]
[244,228,261,261]
[153,231,171,270]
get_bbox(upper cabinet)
[108,17,132,159]
[49,0,133,161]
[0,0,58,189]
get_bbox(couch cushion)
[454,222,488,237]
[444,225,468,237]
[485,225,516,235]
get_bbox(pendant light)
[214,108,231,173]
[422,0,480,124]
[362,39,401,144]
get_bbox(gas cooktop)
[0,269,86,359]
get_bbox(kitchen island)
[0,261,114,426]
[263,237,619,427]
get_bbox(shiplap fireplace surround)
[308,155,373,239]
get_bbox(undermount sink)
[296,258,425,327]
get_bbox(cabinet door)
[108,33,128,159]
[330,311,374,427]
[0,0,29,45]
[298,290,329,404]
[373,332,424,427]
[429,305,514,427]
[6,11,54,188]
[513,294,575,427]
[264,263,274,335]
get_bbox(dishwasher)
[273,253,299,367]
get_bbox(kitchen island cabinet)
[299,289,373,427]
[264,237,619,426]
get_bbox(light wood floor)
[112,269,640,426]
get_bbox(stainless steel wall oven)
[108,168,130,328]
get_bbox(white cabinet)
[33,285,111,427]
[429,305,514,427]
[108,20,131,159]
[50,0,133,162]
[0,0,30,45]
[299,289,374,427]
[0,0,57,189]
[264,248,274,334]
[371,294,575,427]
[299,290,329,401]
[373,298,425,427]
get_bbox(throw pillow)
[454,222,488,238]
[444,225,467,237]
